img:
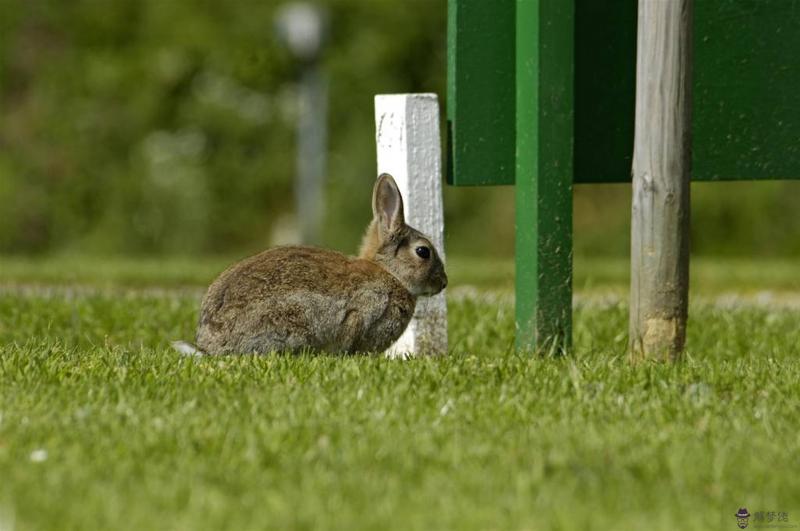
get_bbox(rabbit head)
[359,173,447,297]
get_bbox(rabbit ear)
[372,173,405,236]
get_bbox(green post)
[448,0,574,353]
[514,0,574,352]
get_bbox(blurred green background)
[1,0,798,260]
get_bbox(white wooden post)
[374,94,448,357]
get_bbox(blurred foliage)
[0,0,798,258]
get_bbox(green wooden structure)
[447,0,800,351]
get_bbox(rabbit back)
[196,246,415,354]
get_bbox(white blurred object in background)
[275,3,329,246]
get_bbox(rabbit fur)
[190,173,447,355]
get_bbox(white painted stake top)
[374,94,447,357]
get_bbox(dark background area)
[1,0,798,259]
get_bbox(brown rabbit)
[175,173,447,355]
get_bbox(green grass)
[1,257,799,530]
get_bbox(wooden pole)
[630,0,693,361]
[374,94,448,357]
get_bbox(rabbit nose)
[442,277,448,289]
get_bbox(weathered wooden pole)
[374,94,448,357]
[630,0,693,361]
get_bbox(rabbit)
[175,173,447,356]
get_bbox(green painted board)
[693,0,800,181]
[577,0,800,183]
[446,0,515,186]
[573,0,636,184]
[449,0,800,186]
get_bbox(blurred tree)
[0,0,798,258]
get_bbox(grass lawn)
[0,256,798,530]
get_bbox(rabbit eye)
[415,246,431,259]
